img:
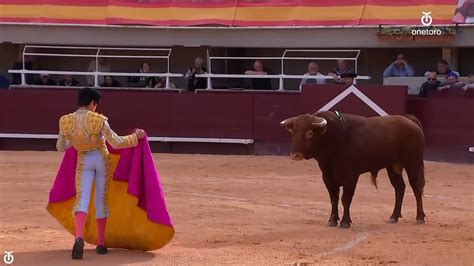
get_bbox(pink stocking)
[75,211,87,239]
[96,218,106,246]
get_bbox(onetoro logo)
[412,11,442,36]
[421,12,433,26]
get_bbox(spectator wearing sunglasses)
[419,72,441,97]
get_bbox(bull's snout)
[290,152,304,161]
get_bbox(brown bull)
[280,111,425,228]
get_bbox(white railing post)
[280,53,285,91]
[207,51,212,90]
[21,46,27,85]
[21,72,26,85]
[278,75,284,91]
[166,75,170,89]
[207,76,212,90]
[94,72,99,88]
[94,48,100,87]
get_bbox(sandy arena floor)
[0,151,473,265]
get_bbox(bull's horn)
[279,117,296,127]
[311,118,327,127]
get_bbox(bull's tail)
[404,114,423,129]
[405,114,425,195]
[370,171,378,189]
[419,162,425,196]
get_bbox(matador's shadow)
[12,248,156,265]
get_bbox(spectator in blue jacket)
[383,53,415,77]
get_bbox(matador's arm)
[56,133,72,152]
[101,120,138,149]
[57,114,73,152]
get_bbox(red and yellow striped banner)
[0,0,459,26]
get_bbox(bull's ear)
[311,117,327,135]
[279,117,296,133]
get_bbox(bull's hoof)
[340,222,351,229]
[328,220,338,227]
[388,218,399,224]
[416,219,425,224]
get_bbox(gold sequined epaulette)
[85,112,108,134]
[59,114,75,136]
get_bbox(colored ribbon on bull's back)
[46,136,174,251]
[0,0,460,26]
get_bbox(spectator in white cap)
[34,73,56,86]
[299,62,327,90]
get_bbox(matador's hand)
[135,129,146,139]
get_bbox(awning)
[0,0,464,27]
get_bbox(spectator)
[34,74,56,86]
[438,71,465,91]
[463,74,474,91]
[419,72,441,97]
[155,77,177,89]
[299,62,327,90]
[129,62,156,88]
[425,59,460,78]
[328,60,355,84]
[87,58,111,86]
[11,59,34,85]
[59,75,80,87]
[100,76,120,87]
[245,60,273,90]
[340,72,357,86]
[453,0,474,24]
[184,57,207,91]
[383,53,415,77]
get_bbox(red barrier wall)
[2,85,471,160]
[407,90,474,151]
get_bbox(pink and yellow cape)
[46,137,174,251]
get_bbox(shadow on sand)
[12,248,156,265]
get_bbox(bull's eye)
[305,130,314,139]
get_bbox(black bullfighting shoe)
[96,245,108,255]
[71,237,85,260]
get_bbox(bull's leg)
[323,178,340,227]
[406,167,426,224]
[340,179,358,229]
[387,166,405,223]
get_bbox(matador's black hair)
[77,87,101,107]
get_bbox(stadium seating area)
[4,46,474,96]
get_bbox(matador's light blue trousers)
[77,150,107,219]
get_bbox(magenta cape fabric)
[48,136,173,227]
